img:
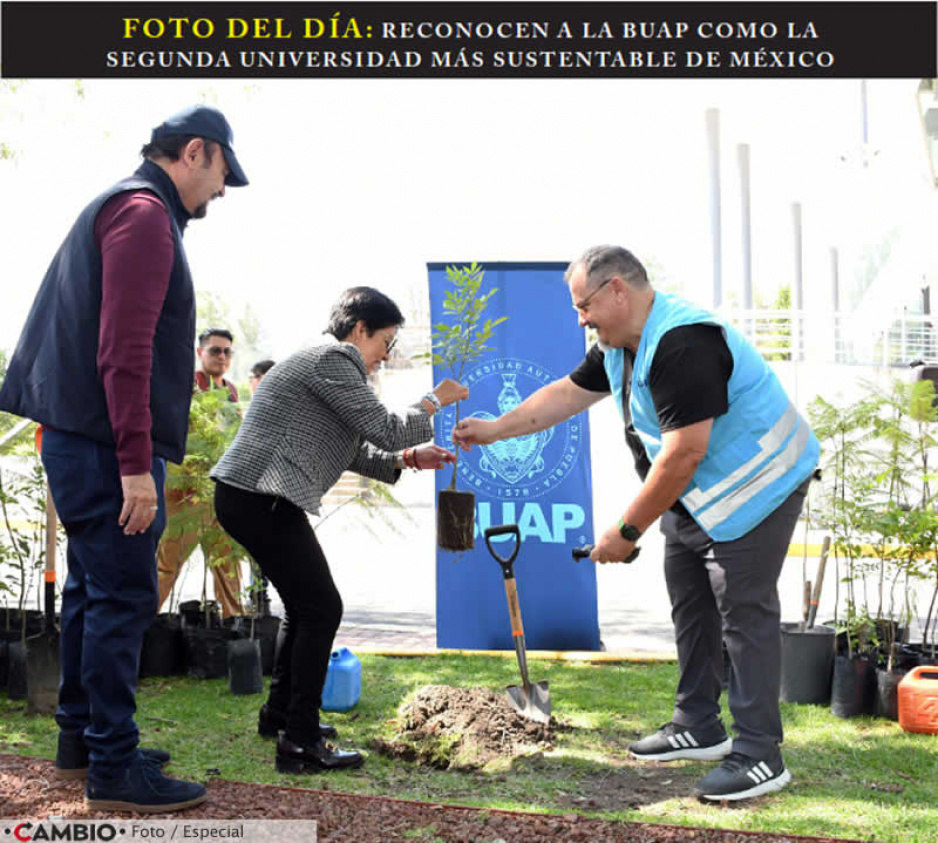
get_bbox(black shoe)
[86,752,206,813]
[275,735,364,774]
[55,730,171,781]
[694,751,791,801]
[629,721,732,762]
[258,705,336,739]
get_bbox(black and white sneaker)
[628,721,732,762]
[693,751,791,801]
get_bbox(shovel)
[27,484,59,716]
[806,536,832,629]
[483,524,551,724]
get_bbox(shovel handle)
[806,536,831,629]
[44,486,57,629]
[572,544,641,564]
[504,577,524,639]
[484,524,521,576]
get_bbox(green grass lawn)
[2,654,936,842]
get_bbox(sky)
[0,71,935,365]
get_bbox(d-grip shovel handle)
[484,524,528,667]
[484,524,521,579]
[572,544,641,564]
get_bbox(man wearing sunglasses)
[193,328,240,401]
[157,327,243,617]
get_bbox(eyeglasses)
[205,346,234,357]
[383,334,398,354]
[573,276,614,313]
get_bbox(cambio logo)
[11,823,118,841]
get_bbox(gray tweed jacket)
[211,336,433,515]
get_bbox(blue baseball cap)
[151,105,248,187]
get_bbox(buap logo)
[440,357,584,500]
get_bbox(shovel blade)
[506,680,551,724]
[26,632,60,716]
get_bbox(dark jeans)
[661,480,808,760]
[40,428,166,776]
[214,480,341,745]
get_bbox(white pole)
[706,108,723,310]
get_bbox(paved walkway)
[169,497,894,661]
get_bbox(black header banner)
[1,2,935,79]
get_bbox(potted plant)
[227,573,266,695]
[159,389,249,679]
[430,262,506,551]
[809,388,880,717]
[811,377,938,719]
[0,435,49,700]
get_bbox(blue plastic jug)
[321,647,361,712]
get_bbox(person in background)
[212,287,467,775]
[194,328,239,400]
[0,104,248,812]
[453,245,819,802]
[156,327,243,617]
[249,359,275,395]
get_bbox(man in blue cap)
[0,104,248,812]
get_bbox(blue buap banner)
[429,262,599,651]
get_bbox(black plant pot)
[140,613,186,678]
[6,641,28,700]
[875,668,902,721]
[252,615,281,676]
[183,625,239,679]
[1,610,44,642]
[228,638,264,695]
[831,654,877,718]
[780,622,835,705]
[901,642,938,667]
[437,489,475,551]
[0,639,8,691]
[891,642,924,674]
[179,600,221,630]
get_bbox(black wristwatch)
[618,517,643,542]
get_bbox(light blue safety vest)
[604,293,819,541]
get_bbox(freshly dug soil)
[0,753,863,843]
[373,685,553,769]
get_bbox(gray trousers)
[661,480,808,760]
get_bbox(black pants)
[661,480,808,760]
[215,481,341,744]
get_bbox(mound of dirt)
[373,684,554,769]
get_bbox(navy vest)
[0,161,196,464]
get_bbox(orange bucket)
[898,664,938,735]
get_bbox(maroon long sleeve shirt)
[94,190,175,476]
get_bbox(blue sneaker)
[55,730,170,780]
[86,753,206,813]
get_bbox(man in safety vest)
[453,244,819,802]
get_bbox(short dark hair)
[325,287,404,341]
[250,359,275,378]
[198,328,234,347]
[140,135,219,164]
[565,245,650,291]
